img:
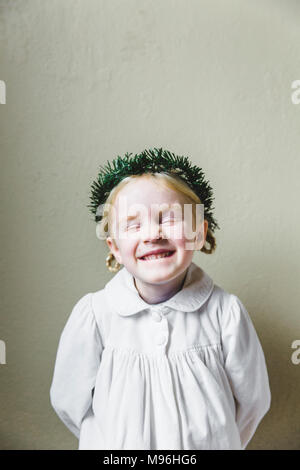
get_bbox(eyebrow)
[120,214,139,223]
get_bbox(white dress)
[50,262,271,450]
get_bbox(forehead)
[114,177,187,216]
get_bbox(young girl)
[50,148,271,450]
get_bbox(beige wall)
[0,0,299,449]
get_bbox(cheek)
[117,240,137,260]
[177,238,193,253]
[173,226,197,253]
[162,222,185,240]
[164,221,195,246]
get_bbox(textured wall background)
[0,0,299,449]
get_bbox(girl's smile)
[137,249,176,261]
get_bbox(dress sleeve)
[50,293,103,438]
[220,295,271,449]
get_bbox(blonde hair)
[96,172,216,255]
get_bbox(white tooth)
[143,251,171,260]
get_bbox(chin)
[140,267,181,283]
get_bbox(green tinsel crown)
[87,147,220,233]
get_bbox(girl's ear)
[106,237,122,264]
[194,219,208,250]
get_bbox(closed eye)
[127,223,141,230]
[128,219,177,228]
[162,215,181,223]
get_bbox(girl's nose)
[141,221,162,241]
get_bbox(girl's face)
[106,177,208,286]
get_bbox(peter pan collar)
[104,261,214,317]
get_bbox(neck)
[133,268,188,305]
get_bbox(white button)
[156,334,167,346]
[161,306,170,314]
[151,311,162,322]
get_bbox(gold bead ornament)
[106,252,121,273]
